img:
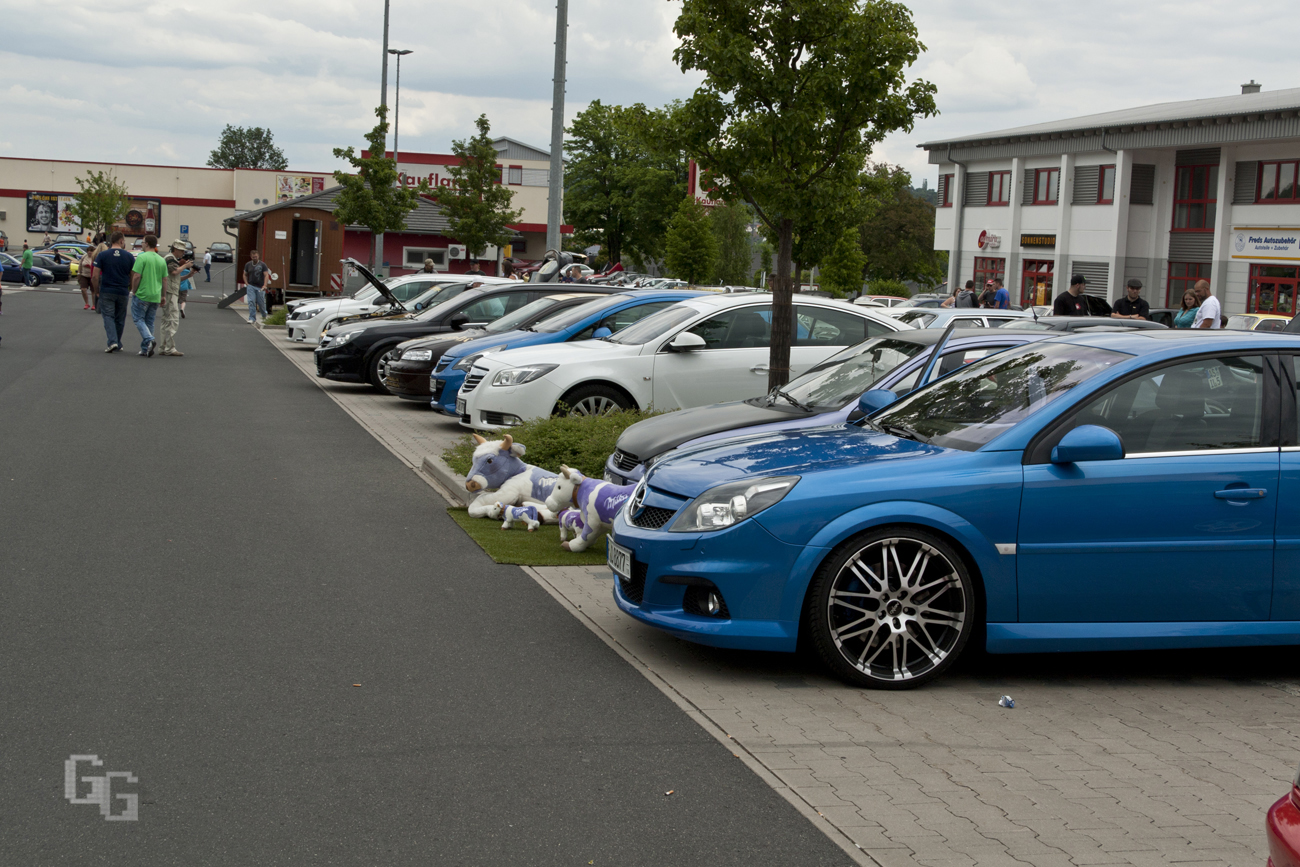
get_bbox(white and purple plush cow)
[545,466,636,552]
[486,502,542,532]
[556,508,585,544]
[465,434,558,521]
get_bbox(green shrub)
[867,279,911,298]
[443,409,665,479]
[263,307,287,326]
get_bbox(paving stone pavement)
[257,316,1300,867]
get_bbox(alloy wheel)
[570,395,620,416]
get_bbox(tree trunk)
[769,217,794,391]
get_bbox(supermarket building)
[923,83,1300,315]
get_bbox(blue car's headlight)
[670,476,799,532]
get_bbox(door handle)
[750,365,769,374]
[1214,488,1267,500]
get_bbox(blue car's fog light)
[669,476,799,532]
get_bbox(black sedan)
[383,291,612,402]
[315,275,596,393]
[32,253,72,282]
[208,242,234,263]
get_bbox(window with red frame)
[1257,160,1300,202]
[1021,260,1053,306]
[1167,262,1211,307]
[1248,264,1297,314]
[1098,165,1116,204]
[939,173,954,207]
[1032,168,1059,205]
[1172,164,1218,231]
[974,256,1005,288]
[988,171,1010,206]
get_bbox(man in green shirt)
[20,243,33,284]
[129,235,167,356]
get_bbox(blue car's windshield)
[532,294,632,333]
[871,342,1126,451]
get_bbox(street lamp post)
[376,0,391,271]
[388,48,413,183]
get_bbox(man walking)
[92,232,135,352]
[243,250,271,325]
[1053,274,1090,316]
[203,249,212,282]
[157,240,189,356]
[129,235,167,356]
[1193,279,1222,329]
[20,242,33,285]
[1111,278,1150,320]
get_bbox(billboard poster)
[27,193,82,234]
[276,175,326,202]
[112,198,161,237]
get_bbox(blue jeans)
[131,296,159,353]
[246,285,267,321]
[99,293,129,347]
[204,263,211,281]
[22,268,32,285]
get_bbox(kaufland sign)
[398,163,457,189]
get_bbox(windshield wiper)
[771,389,813,412]
[880,423,931,443]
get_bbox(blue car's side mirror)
[1051,425,1124,464]
[858,389,897,415]
[593,326,612,339]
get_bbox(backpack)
[954,290,976,308]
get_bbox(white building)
[923,82,1300,316]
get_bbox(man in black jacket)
[1053,274,1090,316]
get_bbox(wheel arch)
[555,379,642,413]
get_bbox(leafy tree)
[69,170,129,237]
[435,114,523,262]
[207,125,288,170]
[755,240,774,287]
[663,197,718,284]
[708,199,752,285]
[820,228,867,297]
[668,0,936,388]
[868,278,911,298]
[332,106,429,266]
[859,163,946,287]
[564,101,688,271]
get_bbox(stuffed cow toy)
[465,434,558,520]
[486,502,542,532]
[556,508,585,544]
[545,466,635,552]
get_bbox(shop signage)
[276,175,326,203]
[1020,233,1056,248]
[1231,227,1300,261]
[977,230,1001,250]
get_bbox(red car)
[1268,760,1300,867]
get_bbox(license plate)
[607,538,633,581]
[456,397,466,415]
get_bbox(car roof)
[1046,327,1300,359]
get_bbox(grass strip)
[446,508,609,567]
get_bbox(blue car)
[430,290,705,416]
[609,330,1300,688]
[0,253,54,286]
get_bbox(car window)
[689,305,772,349]
[610,304,700,345]
[1065,356,1267,455]
[390,280,434,303]
[1257,318,1287,332]
[532,293,632,333]
[572,300,676,340]
[785,337,927,407]
[484,295,572,334]
[793,305,882,346]
[952,317,985,328]
[936,346,1005,376]
[896,310,932,326]
[872,343,1127,451]
[457,290,533,323]
[985,317,1020,327]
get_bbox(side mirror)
[414,301,425,311]
[592,326,613,339]
[1051,424,1124,464]
[666,331,707,352]
[449,312,470,331]
[858,389,897,415]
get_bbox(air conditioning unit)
[447,244,466,260]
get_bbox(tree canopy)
[69,170,129,237]
[859,163,946,287]
[207,125,288,170]
[820,227,868,297]
[331,106,429,263]
[668,0,936,388]
[435,114,523,261]
[709,199,752,286]
[663,197,718,284]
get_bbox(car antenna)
[916,319,960,389]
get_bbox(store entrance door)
[1022,260,1053,307]
[1248,264,1298,315]
[289,219,321,287]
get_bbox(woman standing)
[79,233,108,311]
[1173,289,1199,328]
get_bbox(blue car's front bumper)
[430,368,467,415]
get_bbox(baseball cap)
[1070,274,1087,287]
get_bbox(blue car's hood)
[443,328,543,358]
[646,424,943,499]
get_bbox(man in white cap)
[157,239,191,356]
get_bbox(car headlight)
[492,364,558,387]
[298,308,321,320]
[330,330,357,346]
[669,476,799,532]
[455,345,508,371]
[403,349,433,362]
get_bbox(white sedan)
[457,293,905,430]
[284,274,513,344]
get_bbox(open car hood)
[343,258,404,311]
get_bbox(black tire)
[805,527,975,689]
[25,273,39,287]
[366,345,399,393]
[557,383,631,417]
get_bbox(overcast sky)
[4,1,1296,187]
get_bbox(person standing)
[977,280,997,308]
[242,249,271,325]
[203,249,212,282]
[421,258,436,274]
[954,280,977,308]
[157,240,189,356]
[78,239,99,310]
[465,261,485,277]
[1173,289,1200,329]
[21,242,34,285]
[1192,279,1221,329]
[1053,274,1090,316]
[990,277,1009,310]
[92,232,135,352]
[940,282,961,308]
[129,235,167,356]
[1111,279,1150,320]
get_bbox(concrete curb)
[421,454,473,507]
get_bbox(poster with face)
[27,193,84,233]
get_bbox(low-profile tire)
[557,383,631,417]
[366,346,398,393]
[805,527,975,689]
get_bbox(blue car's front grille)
[620,561,648,604]
[434,357,453,373]
[631,506,675,530]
